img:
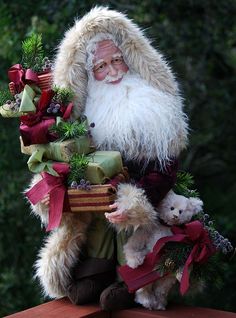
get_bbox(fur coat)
[29,6,188,299]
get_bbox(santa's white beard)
[84,72,188,168]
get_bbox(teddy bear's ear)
[188,197,204,214]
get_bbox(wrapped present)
[0,102,24,117]
[21,135,93,162]
[66,184,116,213]
[0,85,40,118]
[85,151,123,184]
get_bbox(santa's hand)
[41,194,50,206]
[105,203,128,223]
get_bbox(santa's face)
[93,40,129,84]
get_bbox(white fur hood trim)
[53,6,180,117]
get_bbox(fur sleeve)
[113,183,157,231]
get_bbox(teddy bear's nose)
[173,214,178,219]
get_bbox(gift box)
[85,151,123,184]
[21,135,93,162]
[66,184,116,213]
[0,103,24,117]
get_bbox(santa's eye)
[170,207,174,210]
[112,57,123,64]
[94,63,106,73]
[179,210,183,214]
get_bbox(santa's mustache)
[103,70,126,83]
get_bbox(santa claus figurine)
[28,7,188,311]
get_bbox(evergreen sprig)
[68,154,89,185]
[0,89,13,106]
[52,86,74,104]
[191,254,224,289]
[174,171,199,198]
[22,33,44,72]
[155,242,223,290]
[156,242,193,274]
[50,120,88,140]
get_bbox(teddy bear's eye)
[179,210,183,214]
[170,207,174,210]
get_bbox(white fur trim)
[34,213,92,298]
[53,6,181,117]
[113,183,157,231]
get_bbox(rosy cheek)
[94,71,107,81]
[119,63,129,73]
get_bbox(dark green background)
[0,1,235,316]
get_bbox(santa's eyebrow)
[93,59,105,66]
[112,53,122,58]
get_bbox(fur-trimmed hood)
[53,6,181,118]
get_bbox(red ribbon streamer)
[8,64,38,93]
[118,221,216,295]
[25,163,71,231]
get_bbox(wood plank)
[4,299,236,318]
[112,305,236,318]
[4,298,110,318]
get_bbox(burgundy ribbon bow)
[25,163,71,231]
[118,220,216,295]
[8,64,38,93]
[20,90,73,126]
[20,89,54,126]
[20,90,73,145]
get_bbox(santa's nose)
[108,64,118,76]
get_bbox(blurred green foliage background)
[0,0,235,316]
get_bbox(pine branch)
[156,242,193,274]
[174,171,199,198]
[21,33,44,72]
[191,254,224,289]
[52,86,74,104]
[68,154,89,185]
[50,120,88,140]
[0,89,13,105]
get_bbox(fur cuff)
[34,213,92,298]
[114,183,157,231]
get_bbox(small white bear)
[158,190,204,226]
[123,190,203,310]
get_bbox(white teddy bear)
[122,190,203,310]
[158,190,204,226]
